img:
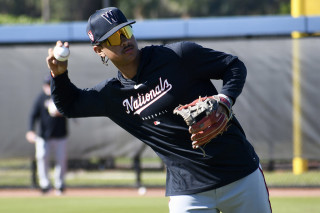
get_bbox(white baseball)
[53,45,70,61]
[138,186,147,195]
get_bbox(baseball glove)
[173,94,233,150]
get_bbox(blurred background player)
[25,75,68,195]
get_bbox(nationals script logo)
[122,77,172,115]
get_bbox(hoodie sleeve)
[50,71,108,118]
[179,41,247,102]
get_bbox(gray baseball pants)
[169,166,272,213]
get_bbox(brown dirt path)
[0,187,320,197]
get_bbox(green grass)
[264,170,320,187]
[0,197,169,213]
[1,159,320,213]
[0,196,319,213]
[0,158,166,187]
[270,197,320,213]
[0,169,166,187]
[65,170,166,186]
[2,169,320,188]
[1,158,320,187]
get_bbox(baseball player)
[46,7,272,212]
[26,75,68,195]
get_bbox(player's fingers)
[191,117,228,148]
[192,139,210,149]
[48,47,53,56]
[56,40,69,49]
[63,41,69,48]
[46,49,53,64]
[192,116,227,141]
[189,113,224,133]
[56,40,63,47]
[47,48,57,64]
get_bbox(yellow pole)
[291,0,308,174]
[291,0,307,38]
[292,39,308,174]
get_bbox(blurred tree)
[0,0,290,23]
[42,0,50,22]
[118,0,290,19]
[0,0,105,22]
[0,0,42,18]
[49,0,103,21]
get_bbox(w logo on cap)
[101,10,118,24]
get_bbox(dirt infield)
[0,187,320,197]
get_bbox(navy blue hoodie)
[51,41,259,196]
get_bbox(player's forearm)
[51,72,80,118]
[51,72,107,118]
[220,59,247,103]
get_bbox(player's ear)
[93,45,106,57]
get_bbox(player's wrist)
[50,69,67,78]
[212,94,233,120]
[217,94,233,106]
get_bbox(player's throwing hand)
[46,41,69,77]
